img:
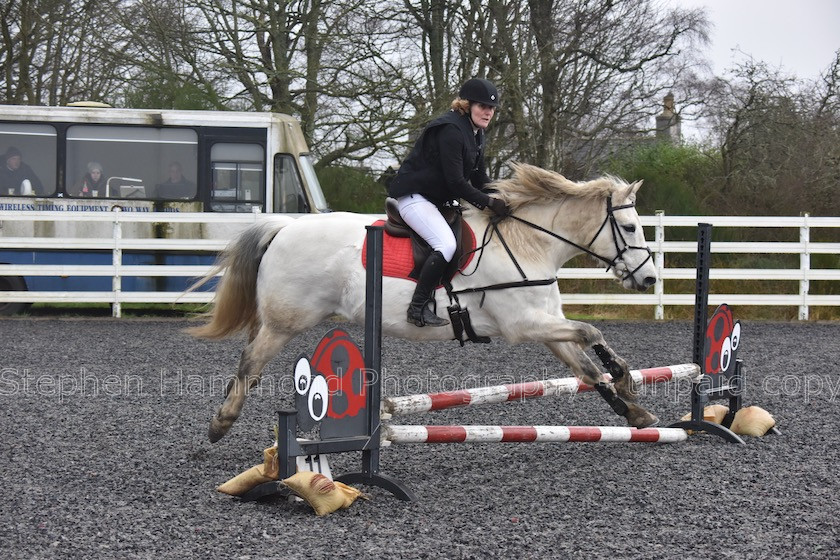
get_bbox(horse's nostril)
[644,276,656,287]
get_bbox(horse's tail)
[186,220,288,340]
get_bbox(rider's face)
[470,103,496,130]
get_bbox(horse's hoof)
[208,417,231,443]
[625,404,659,428]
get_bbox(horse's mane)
[491,162,626,209]
[479,162,632,264]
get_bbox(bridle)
[448,196,653,302]
[580,196,654,282]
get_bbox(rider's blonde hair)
[450,97,470,114]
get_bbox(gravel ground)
[0,316,837,559]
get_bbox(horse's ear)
[621,180,642,201]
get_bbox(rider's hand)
[488,197,510,217]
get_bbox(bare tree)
[401,0,451,104]
[179,0,416,167]
[1,0,128,105]
[702,54,840,216]
[511,0,710,177]
[109,0,228,109]
[389,0,709,178]
[1,0,718,186]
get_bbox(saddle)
[383,197,469,281]
[364,199,486,345]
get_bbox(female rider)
[387,78,509,327]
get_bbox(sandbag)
[282,471,366,516]
[680,404,730,434]
[730,406,776,437]
[217,446,280,496]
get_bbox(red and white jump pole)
[382,425,688,445]
[382,363,700,417]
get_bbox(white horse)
[189,163,659,442]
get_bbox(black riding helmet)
[458,78,500,107]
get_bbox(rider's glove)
[488,197,510,217]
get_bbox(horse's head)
[489,163,657,292]
[587,178,657,292]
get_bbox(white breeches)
[396,194,456,262]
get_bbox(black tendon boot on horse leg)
[592,343,638,401]
[594,382,659,428]
[407,250,450,327]
[592,343,659,428]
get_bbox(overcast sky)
[671,0,840,80]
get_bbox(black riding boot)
[407,250,450,327]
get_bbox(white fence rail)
[2,210,839,319]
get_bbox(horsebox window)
[66,126,197,199]
[210,143,264,212]
[273,154,309,213]
[0,123,57,197]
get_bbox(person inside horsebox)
[156,161,195,199]
[0,146,45,196]
[70,161,107,197]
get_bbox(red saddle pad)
[361,219,477,284]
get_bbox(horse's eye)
[622,224,636,233]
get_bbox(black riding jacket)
[387,110,493,208]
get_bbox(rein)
[448,196,653,303]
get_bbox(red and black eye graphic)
[294,329,370,438]
[310,329,367,419]
[703,304,739,375]
[327,345,352,417]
